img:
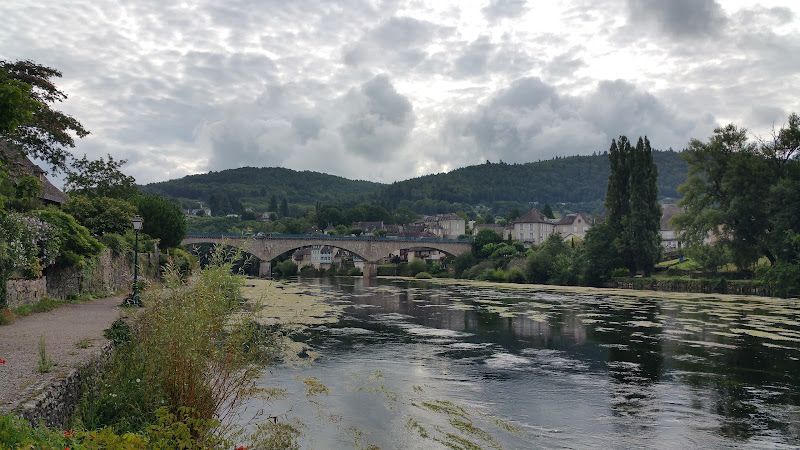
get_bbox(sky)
[2,0,799,186]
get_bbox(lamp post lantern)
[132,215,143,307]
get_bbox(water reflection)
[246,277,800,448]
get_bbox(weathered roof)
[416,213,463,223]
[1,142,69,205]
[509,208,547,225]
[660,204,682,230]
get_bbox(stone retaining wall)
[5,249,159,307]
[17,342,113,429]
[611,278,774,297]
[6,278,47,309]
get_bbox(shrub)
[407,258,427,277]
[415,271,432,279]
[0,308,16,325]
[275,260,298,277]
[80,251,283,437]
[101,233,131,257]
[34,208,103,267]
[506,267,526,283]
[159,247,196,277]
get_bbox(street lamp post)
[132,215,143,307]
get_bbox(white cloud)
[1,0,798,184]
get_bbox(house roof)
[509,208,548,225]
[416,213,462,224]
[1,142,69,205]
[660,204,682,230]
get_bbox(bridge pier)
[363,262,377,280]
[259,260,271,279]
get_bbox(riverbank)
[0,295,127,426]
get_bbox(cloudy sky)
[2,0,798,185]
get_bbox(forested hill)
[140,166,383,206]
[377,150,687,209]
[141,150,687,215]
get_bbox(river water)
[239,277,800,449]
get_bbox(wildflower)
[63,429,75,438]
[0,358,6,364]
[235,446,249,450]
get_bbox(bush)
[756,262,800,298]
[160,247,196,277]
[462,260,493,279]
[610,267,630,278]
[0,308,16,325]
[275,260,298,277]
[80,251,282,437]
[407,258,427,277]
[101,233,131,257]
[506,267,526,283]
[34,208,103,267]
[415,271,432,279]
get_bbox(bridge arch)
[181,234,473,279]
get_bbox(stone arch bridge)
[181,233,473,278]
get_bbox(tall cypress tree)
[627,137,662,275]
[604,135,661,276]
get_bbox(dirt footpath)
[0,295,127,416]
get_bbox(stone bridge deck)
[181,233,473,278]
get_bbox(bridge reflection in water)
[181,233,473,279]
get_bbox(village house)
[660,204,682,250]
[506,208,594,246]
[1,144,68,206]
[350,221,385,235]
[414,213,465,239]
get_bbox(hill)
[376,150,687,214]
[140,166,383,210]
[141,150,687,216]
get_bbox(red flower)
[63,429,75,438]
[235,446,249,450]
[0,358,6,364]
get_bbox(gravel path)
[0,295,127,415]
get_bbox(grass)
[37,336,53,373]
[75,338,92,349]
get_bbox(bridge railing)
[183,232,473,244]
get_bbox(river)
[238,277,800,449]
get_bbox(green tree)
[525,233,570,284]
[63,154,138,199]
[280,197,289,218]
[603,135,661,275]
[581,222,622,286]
[130,194,187,250]
[541,204,554,219]
[626,137,662,275]
[673,119,800,269]
[472,228,502,256]
[62,195,138,236]
[0,60,89,173]
[268,195,278,213]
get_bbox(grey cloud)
[626,0,727,38]
[545,51,586,78]
[342,16,449,70]
[445,77,712,165]
[339,75,415,161]
[482,0,528,21]
[291,116,323,144]
[453,36,494,77]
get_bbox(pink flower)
[0,358,5,364]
